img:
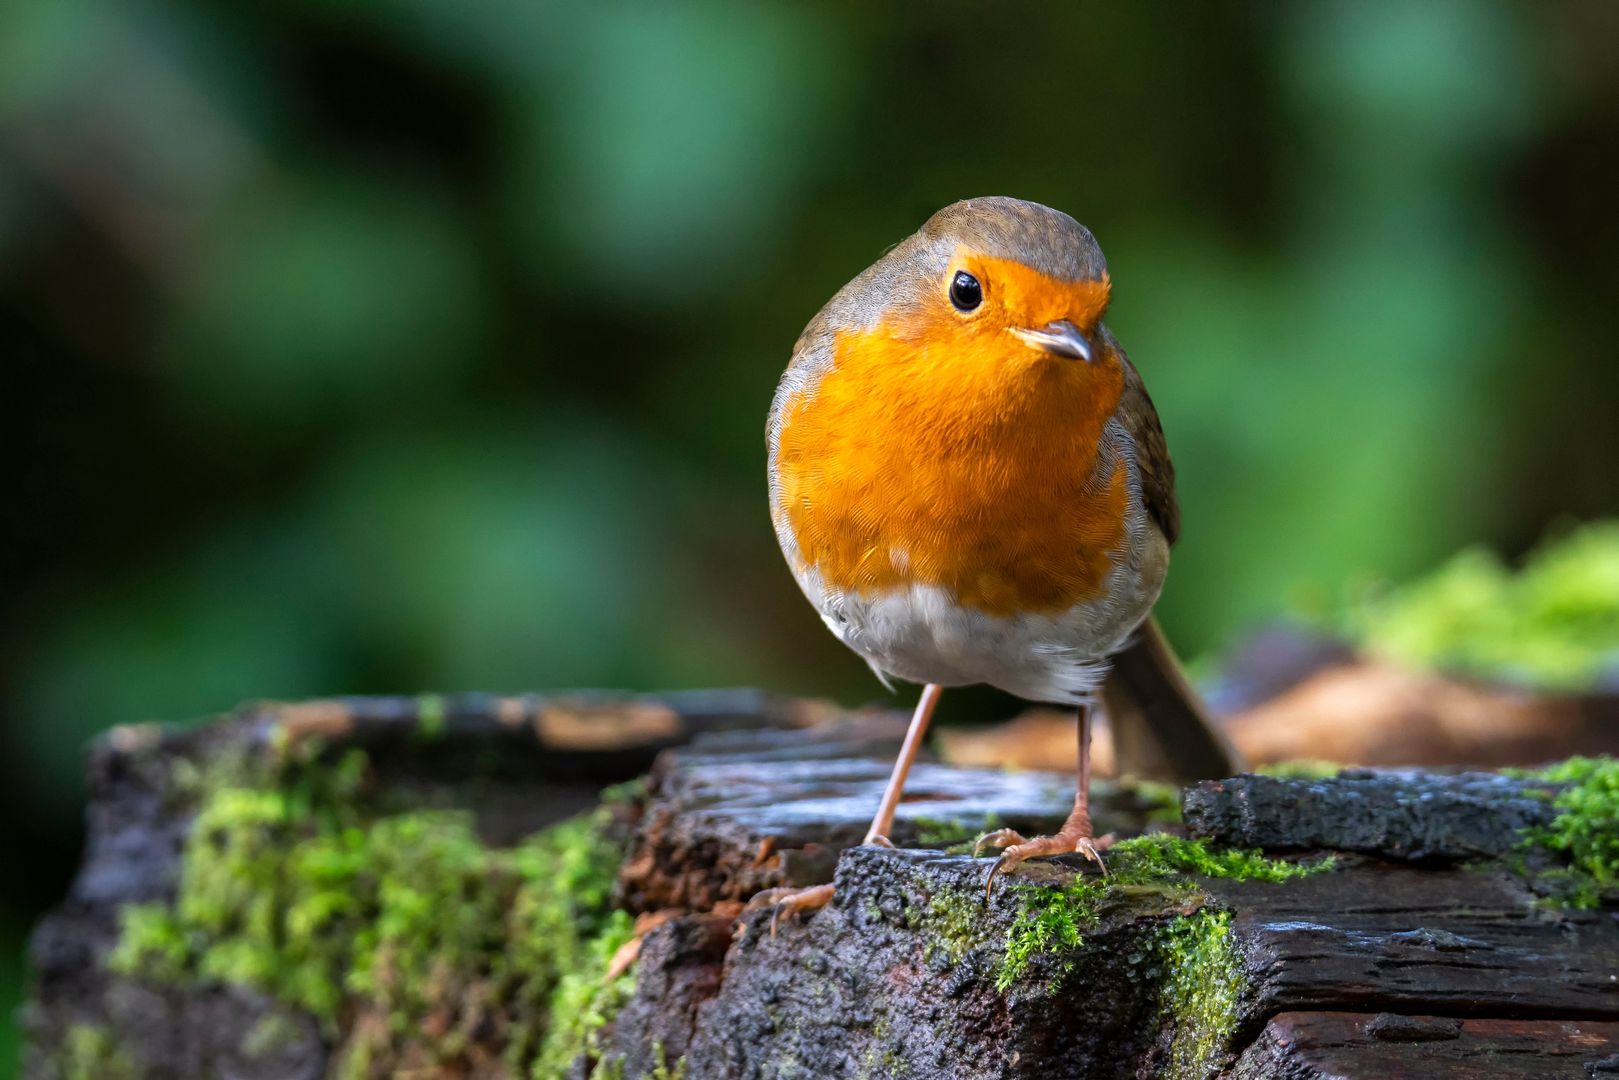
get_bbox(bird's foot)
[602,909,680,981]
[972,827,1030,858]
[864,833,894,848]
[743,883,835,935]
[976,828,1114,896]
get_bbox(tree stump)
[20,692,1617,1079]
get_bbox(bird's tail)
[1100,616,1245,782]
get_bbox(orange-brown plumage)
[757,197,1241,920]
[774,255,1127,617]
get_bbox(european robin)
[759,197,1242,918]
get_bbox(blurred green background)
[4,0,1618,1069]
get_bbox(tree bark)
[21,692,1614,1079]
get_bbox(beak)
[1010,319,1093,362]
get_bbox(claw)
[604,935,642,981]
[744,884,835,936]
[602,908,679,982]
[982,832,1115,897]
[865,834,894,848]
[743,887,788,913]
[985,854,1011,898]
[972,827,1030,859]
[1077,836,1110,876]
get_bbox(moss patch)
[415,694,447,740]
[911,813,1002,850]
[532,909,637,1079]
[919,886,991,966]
[647,1042,687,1080]
[1155,909,1240,1080]
[1515,756,1619,908]
[1115,832,1336,882]
[1255,760,1343,781]
[977,837,1300,1075]
[994,833,1331,992]
[108,746,630,1077]
[53,1024,140,1080]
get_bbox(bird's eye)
[949,270,983,312]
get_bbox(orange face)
[894,248,1113,355]
[774,248,1130,618]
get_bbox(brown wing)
[1102,616,1245,780]
[1114,347,1180,546]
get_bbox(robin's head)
[772,199,1136,617]
[829,196,1114,373]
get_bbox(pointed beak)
[1009,319,1094,362]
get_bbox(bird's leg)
[976,701,1112,896]
[747,684,943,928]
[863,682,943,846]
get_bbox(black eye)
[949,270,983,312]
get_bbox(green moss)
[856,1018,908,1079]
[912,813,1001,849]
[1115,832,1335,883]
[919,886,991,965]
[53,1024,140,1080]
[995,880,1099,992]
[1155,909,1241,1079]
[647,1042,687,1080]
[599,776,648,809]
[979,839,1266,1073]
[531,909,637,1079]
[109,747,628,1076]
[1335,519,1619,691]
[1515,755,1619,908]
[415,694,447,739]
[1255,760,1343,781]
[994,834,1330,993]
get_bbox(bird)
[759,196,1242,919]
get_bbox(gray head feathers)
[801,197,1107,343]
[920,197,1107,284]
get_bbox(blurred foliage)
[4,1,1619,1069]
[1340,521,1619,690]
[0,939,16,1079]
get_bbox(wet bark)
[21,691,1616,1079]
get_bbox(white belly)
[799,533,1164,705]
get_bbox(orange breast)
[775,308,1130,618]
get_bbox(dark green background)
[4,2,1618,1069]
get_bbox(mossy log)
[21,692,1619,1079]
